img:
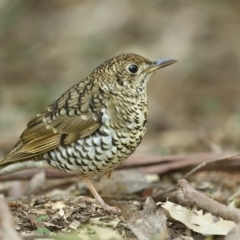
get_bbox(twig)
[225,223,240,240]
[178,179,240,223]
[152,152,240,200]
[182,152,240,179]
[1,152,240,181]
[0,195,22,240]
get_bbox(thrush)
[0,53,176,213]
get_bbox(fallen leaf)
[160,201,236,235]
[120,197,168,240]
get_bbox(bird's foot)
[81,176,121,215]
[96,199,121,215]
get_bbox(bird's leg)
[105,170,112,179]
[81,176,120,214]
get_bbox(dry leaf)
[120,197,168,240]
[160,201,236,236]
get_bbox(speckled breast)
[43,96,148,176]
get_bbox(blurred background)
[0,0,240,157]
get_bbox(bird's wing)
[0,80,102,165]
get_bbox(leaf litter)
[0,165,239,240]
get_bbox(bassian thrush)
[0,53,176,213]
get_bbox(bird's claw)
[98,201,121,215]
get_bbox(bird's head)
[91,53,177,96]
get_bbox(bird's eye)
[128,64,138,74]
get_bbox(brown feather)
[0,79,102,166]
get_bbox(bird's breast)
[44,96,148,176]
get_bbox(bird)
[0,53,176,213]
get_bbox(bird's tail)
[0,156,5,166]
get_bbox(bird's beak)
[144,58,177,74]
